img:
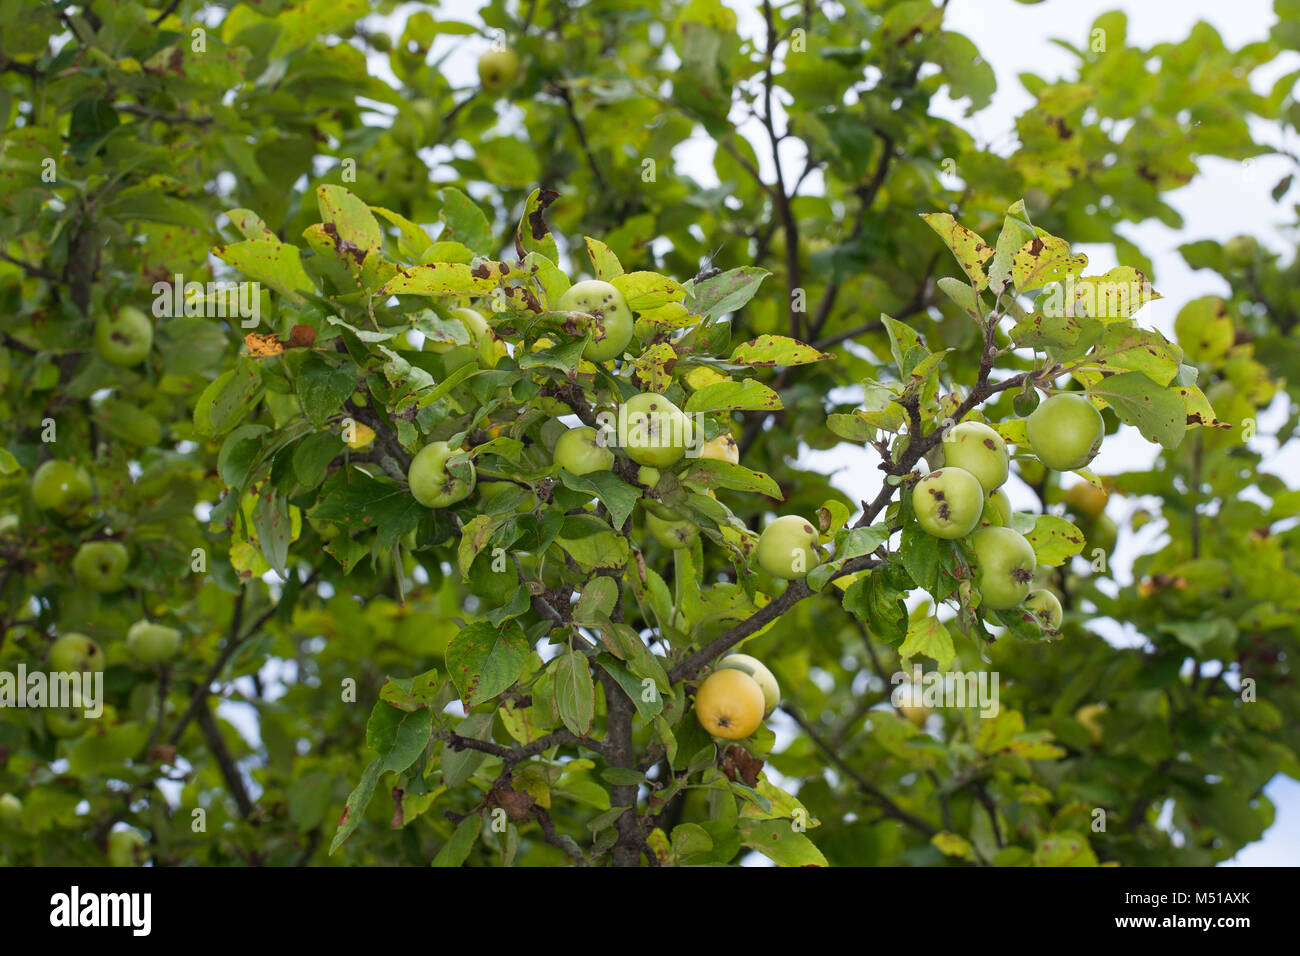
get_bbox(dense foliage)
[1,0,1297,867]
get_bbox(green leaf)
[446,621,530,708]
[920,212,993,291]
[1025,514,1085,566]
[317,184,382,257]
[295,355,357,429]
[554,649,595,736]
[728,334,832,367]
[677,459,782,499]
[739,819,828,866]
[365,703,432,774]
[213,238,315,304]
[437,187,493,255]
[687,267,770,318]
[684,379,782,413]
[899,615,955,671]
[556,469,640,529]
[585,236,624,279]
[292,431,345,489]
[1089,372,1187,449]
[431,814,480,867]
[330,757,382,854]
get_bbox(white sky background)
[215,0,1300,865]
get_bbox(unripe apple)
[45,694,88,739]
[31,460,93,515]
[716,653,779,717]
[617,392,692,467]
[477,48,520,92]
[939,421,1008,492]
[700,433,739,464]
[95,305,154,367]
[756,515,819,580]
[556,280,634,362]
[980,487,1012,528]
[1027,394,1104,472]
[73,540,129,593]
[1065,481,1108,521]
[900,704,930,728]
[1223,234,1258,267]
[1024,588,1063,629]
[636,465,661,488]
[912,467,983,539]
[694,668,765,739]
[107,828,148,867]
[408,441,475,507]
[554,426,615,475]
[970,526,1036,610]
[0,793,21,824]
[49,633,105,673]
[645,510,699,550]
[127,620,182,665]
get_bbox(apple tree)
[0,0,1297,867]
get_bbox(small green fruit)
[95,305,154,367]
[31,460,93,515]
[554,426,615,475]
[939,421,1009,492]
[408,441,476,507]
[646,511,699,550]
[478,48,521,92]
[980,487,1013,528]
[913,468,984,540]
[73,541,129,593]
[971,526,1036,610]
[0,793,21,824]
[716,653,780,717]
[617,392,691,468]
[1024,588,1063,629]
[755,515,819,580]
[107,828,148,867]
[49,633,105,673]
[556,280,634,362]
[1026,394,1104,472]
[127,620,182,665]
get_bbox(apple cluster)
[912,392,1106,627]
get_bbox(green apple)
[107,828,148,867]
[0,793,21,824]
[554,426,615,475]
[716,653,779,717]
[477,48,520,92]
[49,633,105,673]
[1027,394,1104,471]
[31,460,93,515]
[1024,588,1063,629]
[1223,234,1258,267]
[912,467,983,540]
[971,526,1036,610]
[617,392,692,467]
[45,694,88,739]
[1065,481,1108,521]
[645,510,699,550]
[95,305,154,367]
[700,433,739,464]
[73,540,129,593]
[127,620,182,665]
[939,421,1008,492]
[408,441,476,507]
[756,515,819,580]
[556,280,634,362]
[980,487,1013,528]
